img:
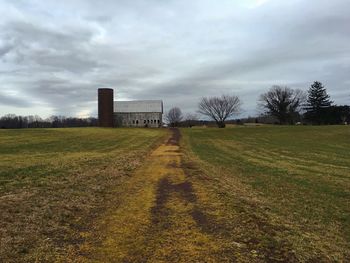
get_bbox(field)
[181,125,350,262]
[0,128,167,262]
[0,126,349,262]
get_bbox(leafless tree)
[0,114,98,129]
[166,107,183,127]
[198,95,241,128]
[259,85,306,124]
[184,113,199,127]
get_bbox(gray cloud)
[0,44,13,57]
[0,0,349,117]
[0,92,33,107]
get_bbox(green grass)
[0,128,166,262]
[181,125,350,261]
[1,126,349,262]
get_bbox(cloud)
[250,0,271,8]
[0,0,349,117]
[0,44,14,58]
[0,92,33,107]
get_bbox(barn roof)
[114,100,163,113]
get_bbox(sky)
[0,0,349,118]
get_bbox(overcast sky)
[0,0,349,118]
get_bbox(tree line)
[1,81,348,129]
[166,81,350,128]
[0,115,98,129]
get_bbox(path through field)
[76,127,350,262]
[77,129,223,262]
[2,127,348,262]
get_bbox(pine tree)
[305,81,333,124]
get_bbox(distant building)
[114,100,163,127]
[97,88,163,127]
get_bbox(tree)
[184,113,199,127]
[338,106,350,124]
[259,86,305,124]
[322,105,350,125]
[0,114,98,129]
[304,81,333,124]
[166,107,183,127]
[198,94,241,128]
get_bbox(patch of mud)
[191,208,209,230]
[166,128,181,146]
[151,178,197,226]
[167,161,178,168]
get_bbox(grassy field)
[181,125,350,262]
[0,128,166,262]
[1,126,349,262]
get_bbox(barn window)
[132,120,135,124]
[154,119,156,123]
[157,120,160,124]
[144,120,146,124]
[148,120,150,123]
[151,120,153,124]
[136,120,139,124]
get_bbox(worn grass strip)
[75,129,228,262]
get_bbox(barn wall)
[114,112,162,127]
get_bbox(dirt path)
[70,128,349,262]
[75,129,222,262]
[73,129,300,262]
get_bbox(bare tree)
[166,107,183,127]
[0,114,98,129]
[184,113,199,127]
[259,86,305,124]
[198,95,241,128]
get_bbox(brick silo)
[98,88,114,127]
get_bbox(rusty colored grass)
[2,126,349,262]
[181,125,350,262]
[0,128,166,262]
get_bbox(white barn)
[114,100,163,127]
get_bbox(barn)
[98,88,163,127]
[114,100,163,127]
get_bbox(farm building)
[98,88,163,127]
[114,100,163,127]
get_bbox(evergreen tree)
[305,81,333,124]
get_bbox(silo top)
[98,88,113,93]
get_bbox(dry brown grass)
[2,126,349,262]
[72,129,223,262]
[0,128,166,262]
[181,125,350,262]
